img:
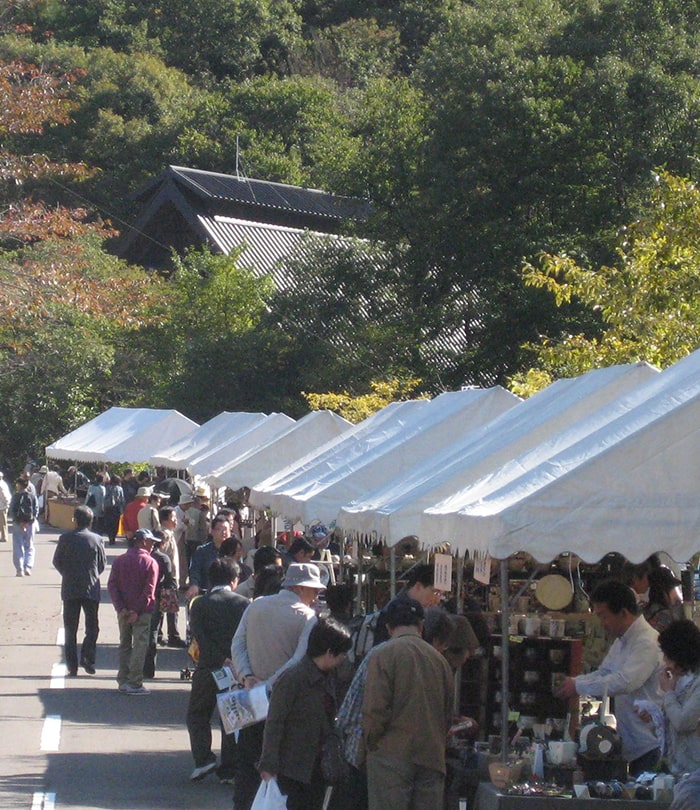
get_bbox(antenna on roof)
[235,136,241,180]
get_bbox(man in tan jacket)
[362,597,453,810]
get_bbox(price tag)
[473,552,491,585]
[434,553,453,592]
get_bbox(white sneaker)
[118,683,129,692]
[190,761,218,782]
[125,684,150,695]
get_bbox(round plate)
[536,574,573,610]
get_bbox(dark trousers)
[278,765,326,810]
[144,606,162,678]
[186,667,237,773]
[103,507,121,543]
[328,764,368,810]
[63,597,99,671]
[233,720,265,810]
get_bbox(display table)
[47,497,80,530]
[474,782,670,810]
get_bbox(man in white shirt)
[556,579,663,775]
[41,465,67,522]
[0,472,11,542]
[230,562,324,810]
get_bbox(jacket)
[190,586,248,670]
[52,527,106,602]
[258,654,335,784]
[362,629,453,774]
[663,671,700,774]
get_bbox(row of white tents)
[46,347,700,566]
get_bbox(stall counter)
[47,497,80,530]
[474,782,670,810]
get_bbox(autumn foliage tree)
[0,57,165,470]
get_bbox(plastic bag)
[251,777,287,810]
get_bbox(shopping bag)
[159,587,180,614]
[251,777,288,810]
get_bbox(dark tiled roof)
[200,215,487,379]
[165,166,371,222]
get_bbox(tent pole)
[390,544,397,599]
[454,551,464,715]
[500,557,510,763]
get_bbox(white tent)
[248,400,429,513]
[336,361,658,546]
[205,410,352,491]
[45,407,199,464]
[250,388,519,526]
[149,411,267,468]
[422,348,700,564]
[187,413,296,478]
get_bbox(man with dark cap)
[361,597,453,810]
[107,528,159,695]
[350,563,440,666]
[52,505,106,676]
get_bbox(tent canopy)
[336,361,658,546]
[149,411,267,468]
[422,348,700,564]
[187,413,296,478]
[46,407,199,464]
[205,410,352,491]
[250,388,518,526]
[249,400,429,512]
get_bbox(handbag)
[320,725,350,786]
[159,587,180,614]
[251,777,288,810]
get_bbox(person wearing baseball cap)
[107,528,159,695]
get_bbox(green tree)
[512,172,700,393]
[176,74,359,189]
[0,228,167,470]
[380,0,700,387]
[0,36,203,209]
[160,247,275,420]
[153,0,304,80]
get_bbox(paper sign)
[434,553,453,592]
[473,552,492,585]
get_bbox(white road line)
[50,663,66,689]
[31,792,56,810]
[40,715,61,752]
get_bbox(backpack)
[85,489,97,509]
[104,485,118,510]
[15,492,33,523]
[347,610,380,666]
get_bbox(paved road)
[0,523,233,809]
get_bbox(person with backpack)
[102,474,125,546]
[9,477,39,576]
[85,473,107,536]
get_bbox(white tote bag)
[251,777,288,810]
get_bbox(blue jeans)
[12,521,35,573]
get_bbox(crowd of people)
[6,458,700,809]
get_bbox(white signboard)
[434,553,453,592]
